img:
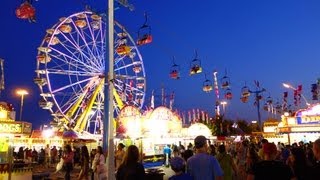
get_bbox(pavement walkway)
[32,164,176,180]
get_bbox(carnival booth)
[277,104,320,144]
[263,104,320,145]
[262,118,286,144]
[0,102,32,180]
[181,122,215,145]
[117,106,183,157]
[116,105,218,160]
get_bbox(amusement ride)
[34,10,147,135]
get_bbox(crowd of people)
[111,136,320,180]
[163,136,320,180]
[13,136,320,180]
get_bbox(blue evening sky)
[1,0,320,129]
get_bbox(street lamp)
[16,89,28,121]
[220,101,227,115]
[282,83,310,106]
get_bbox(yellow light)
[284,112,290,117]
[0,110,7,119]
[221,101,227,105]
[16,89,29,96]
[282,83,292,89]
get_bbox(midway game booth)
[0,102,32,180]
[263,103,320,145]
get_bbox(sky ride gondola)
[240,85,250,103]
[189,50,202,75]
[169,56,180,80]
[34,11,146,135]
[266,96,273,104]
[263,96,273,111]
[15,0,36,23]
[224,88,232,100]
[202,74,213,92]
[136,13,152,46]
[221,75,230,89]
[203,79,213,92]
[263,102,269,111]
[241,85,251,97]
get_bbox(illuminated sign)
[0,123,22,133]
[297,116,320,124]
[300,105,320,116]
[278,127,291,133]
[296,104,320,124]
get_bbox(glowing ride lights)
[16,89,28,121]
[42,128,54,139]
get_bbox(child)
[169,157,193,180]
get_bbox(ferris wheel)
[34,11,146,134]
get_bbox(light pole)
[282,83,310,106]
[220,101,227,116]
[16,89,28,121]
[250,88,265,130]
[104,0,115,179]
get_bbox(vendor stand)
[0,102,32,180]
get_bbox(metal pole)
[104,0,115,179]
[256,92,262,130]
[19,94,24,121]
[249,89,265,131]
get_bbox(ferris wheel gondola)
[34,11,146,134]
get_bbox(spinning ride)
[34,11,146,134]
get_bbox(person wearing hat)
[169,157,193,180]
[247,142,294,180]
[186,135,223,180]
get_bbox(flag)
[169,91,175,110]
[201,111,204,121]
[282,91,288,111]
[197,109,200,120]
[188,111,191,123]
[206,113,209,124]
[151,90,154,109]
[311,83,318,100]
[193,109,196,122]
